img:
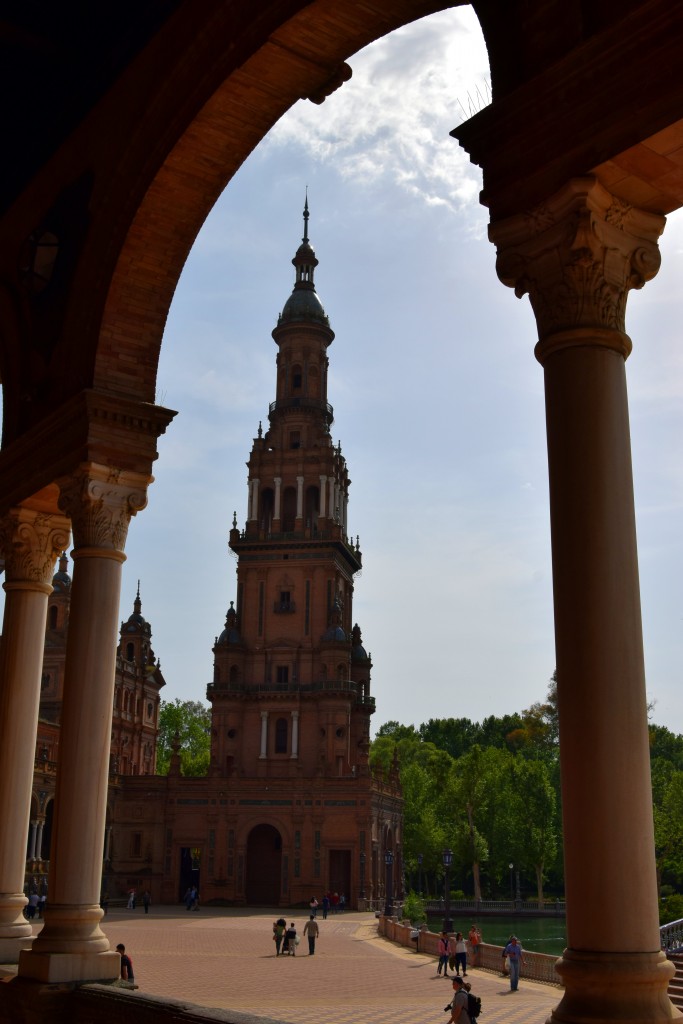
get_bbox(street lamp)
[442,848,453,932]
[509,862,514,903]
[417,852,423,897]
[359,851,366,900]
[384,849,394,918]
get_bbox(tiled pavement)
[25,909,560,1024]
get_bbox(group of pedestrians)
[437,925,481,978]
[436,924,525,992]
[272,909,321,956]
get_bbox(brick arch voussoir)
[93,0,454,405]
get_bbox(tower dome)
[277,196,332,329]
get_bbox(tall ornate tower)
[202,202,399,906]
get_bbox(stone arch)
[84,2,460,416]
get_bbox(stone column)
[328,478,335,519]
[20,464,149,983]
[28,822,38,862]
[35,821,44,861]
[290,710,299,758]
[0,503,69,963]
[259,711,269,759]
[249,478,259,521]
[490,176,673,1022]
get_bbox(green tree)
[156,699,211,776]
[513,757,557,905]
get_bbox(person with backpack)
[446,976,481,1024]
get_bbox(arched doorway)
[246,824,282,905]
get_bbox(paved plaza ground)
[20,907,561,1024]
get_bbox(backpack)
[467,993,482,1019]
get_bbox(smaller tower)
[111,585,165,775]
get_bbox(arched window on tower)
[260,487,275,533]
[337,663,346,682]
[48,606,58,629]
[291,364,302,392]
[305,485,320,531]
[275,717,288,754]
[282,487,297,532]
[229,665,240,686]
[308,364,319,398]
[126,642,134,661]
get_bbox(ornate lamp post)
[417,852,423,896]
[442,848,453,932]
[360,850,366,900]
[384,849,394,918]
[509,862,514,903]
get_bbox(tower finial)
[302,190,309,245]
[134,580,141,614]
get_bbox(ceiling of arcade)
[1,0,683,517]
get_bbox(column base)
[0,934,33,963]
[549,949,679,1024]
[17,948,120,983]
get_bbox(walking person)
[285,921,297,956]
[322,894,330,919]
[454,931,468,976]
[143,890,151,914]
[273,917,286,955]
[502,935,525,991]
[309,896,319,917]
[447,976,471,1024]
[437,931,449,976]
[303,914,319,954]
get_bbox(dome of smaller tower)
[279,286,328,325]
[125,582,147,629]
[217,601,241,645]
[351,623,368,661]
[51,552,71,592]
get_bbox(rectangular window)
[314,856,321,878]
[131,832,142,858]
[294,858,300,878]
[315,830,321,851]
[305,580,310,636]
[258,581,264,636]
[295,830,301,849]
[276,666,289,685]
[209,830,215,848]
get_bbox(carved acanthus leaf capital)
[57,463,150,553]
[489,176,665,342]
[0,508,71,586]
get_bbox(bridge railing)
[661,918,683,952]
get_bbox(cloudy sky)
[50,8,683,732]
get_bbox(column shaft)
[0,504,69,962]
[20,465,148,983]
[490,177,673,1023]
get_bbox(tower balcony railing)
[207,677,375,708]
[268,397,334,419]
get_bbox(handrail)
[661,917,683,951]
[424,898,566,915]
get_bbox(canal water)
[428,915,567,957]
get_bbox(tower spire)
[302,190,309,245]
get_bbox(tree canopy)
[156,699,211,776]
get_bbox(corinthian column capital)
[0,508,70,588]
[489,176,665,354]
[57,463,150,554]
